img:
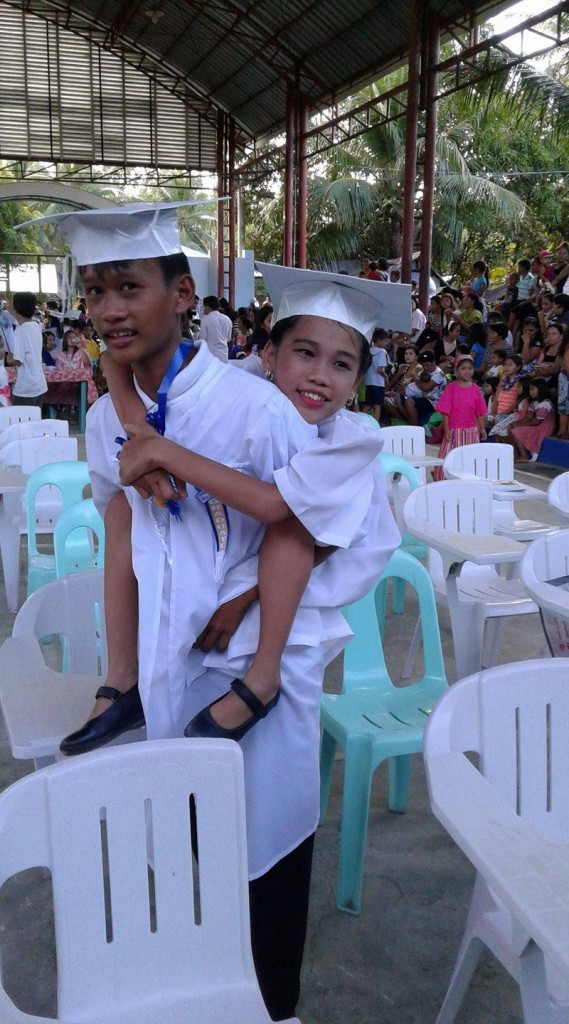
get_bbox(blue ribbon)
[116,340,193,521]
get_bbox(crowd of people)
[349,246,569,464]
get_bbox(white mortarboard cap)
[256,262,412,339]
[16,200,218,267]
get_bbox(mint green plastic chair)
[54,498,105,578]
[319,548,447,915]
[379,452,427,613]
[26,461,91,596]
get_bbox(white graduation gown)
[87,344,400,877]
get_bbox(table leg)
[0,493,22,613]
[78,381,86,433]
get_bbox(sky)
[489,0,561,65]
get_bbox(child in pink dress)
[434,353,487,479]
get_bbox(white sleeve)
[301,460,401,608]
[10,328,25,363]
[85,395,125,517]
[273,411,384,548]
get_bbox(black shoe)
[184,678,280,742]
[60,684,145,756]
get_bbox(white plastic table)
[0,469,27,612]
[491,480,548,502]
[400,454,444,469]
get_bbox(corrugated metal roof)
[1,0,518,172]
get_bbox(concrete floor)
[0,439,565,1023]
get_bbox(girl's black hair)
[465,291,484,313]
[527,378,551,401]
[269,314,372,375]
[505,352,523,370]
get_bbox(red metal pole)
[296,95,308,268]
[419,10,440,314]
[228,117,236,308]
[216,109,225,296]
[283,81,295,267]
[401,0,422,285]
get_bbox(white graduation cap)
[256,262,412,339]
[15,200,220,267]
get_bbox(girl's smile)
[263,316,361,425]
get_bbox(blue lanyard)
[146,340,194,437]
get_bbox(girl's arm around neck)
[101,351,147,427]
[120,421,293,524]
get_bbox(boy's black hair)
[505,352,523,370]
[369,261,378,271]
[203,295,220,310]
[378,257,389,271]
[12,291,37,318]
[487,310,504,323]
[518,258,531,272]
[79,252,191,284]
[466,322,486,346]
[372,327,388,343]
[492,347,507,361]
[46,298,61,311]
[488,322,508,340]
[456,343,470,354]
[270,314,372,375]
[553,293,569,311]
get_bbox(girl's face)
[463,293,474,309]
[523,322,537,337]
[456,360,473,381]
[404,347,417,364]
[546,326,562,345]
[261,311,273,333]
[504,358,517,376]
[542,296,553,312]
[441,294,452,308]
[263,316,360,425]
[529,384,539,400]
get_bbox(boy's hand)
[131,468,186,502]
[193,588,258,653]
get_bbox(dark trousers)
[12,394,44,406]
[249,833,315,1021]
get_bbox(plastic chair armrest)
[426,751,569,982]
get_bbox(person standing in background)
[198,295,232,362]
[5,291,47,406]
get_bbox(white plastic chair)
[443,442,556,542]
[520,529,569,655]
[379,425,427,484]
[0,570,134,768]
[548,471,569,522]
[0,738,299,1024]
[0,418,69,450]
[403,480,537,679]
[0,435,78,476]
[424,660,569,1024]
[0,405,41,431]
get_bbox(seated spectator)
[550,293,569,327]
[42,331,57,366]
[557,334,569,437]
[509,380,556,462]
[483,346,507,382]
[551,241,569,292]
[54,328,92,370]
[498,271,519,318]
[532,322,565,380]
[417,295,443,351]
[399,349,447,426]
[487,353,523,438]
[81,324,100,363]
[449,290,483,340]
[537,290,555,336]
[389,268,401,284]
[466,322,487,371]
[383,344,420,421]
[481,322,513,373]
[367,261,381,281]
[244,305,273,353]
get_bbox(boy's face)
[82,258,194,368]
[490,352,500,365]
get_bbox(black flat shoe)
[184,678,280,742]
[59,684,145,756]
